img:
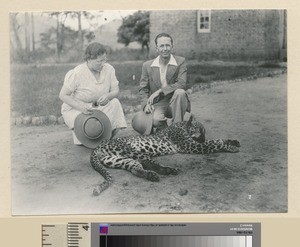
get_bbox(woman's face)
[87,53,107,72]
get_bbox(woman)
[59,42,127,145]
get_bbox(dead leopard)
[90,117,240,195]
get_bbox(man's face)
[156,36,173,59]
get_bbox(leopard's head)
[156,115,206,144]
[185,116,206,143]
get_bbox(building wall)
[150,10,197,59]
[150,10,282,61]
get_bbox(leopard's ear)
[188,114,193,125]
[184,112,194,125]
[191,114,197,122]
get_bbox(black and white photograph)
[10,9,287,215]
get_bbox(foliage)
[10,12,104,64]
[64,11,99,51]
[108,48,148,62]
[117,11,150,50]
[40,26,78,51]
[10,11,151,64]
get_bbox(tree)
[10,13,23,52]
[64,11,83,51]
[40,25,77,51]
[117,11,150,52]
[10,11,104,63]
[48,12,68,62]
[65,11,101,51]
[24,13,30,52]
[10,13,25,62]
[31,13,35,52]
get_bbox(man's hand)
[144,104,154,114]
[147,89,162,105]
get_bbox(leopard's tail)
[90,149,113,196]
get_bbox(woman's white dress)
[61,62,127,131]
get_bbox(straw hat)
[74,109,112,148]
[132,111,153,135]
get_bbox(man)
[133,33,190,134]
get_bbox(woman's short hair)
[155,33,173,45]
[84,42,107,61]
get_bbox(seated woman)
[59,42,127,145]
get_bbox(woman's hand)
[80,105,93,115]
[97,94,110,106]
[59,85,92,114]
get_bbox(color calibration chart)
[42,222,260,247]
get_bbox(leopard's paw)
[146,171,160,182]
[228,139,241,147]
[167,167,181,175]
[92,181,110,196]
[155,166,181,175]
[223,139,240,153]
[230,146,240,153]
[93,188,101,196]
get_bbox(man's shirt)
[150,55,178,88]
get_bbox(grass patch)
[188,65,265,86]
[11,62,284,117]
[258,61,283,68]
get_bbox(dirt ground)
[11,74,287,215]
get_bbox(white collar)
[151,55,177,67]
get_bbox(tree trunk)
[77,12,83,51]
[56,18,62,62]
[146,44,150,59]
[24,12,30,52]
[10,13,23,51]
[31,13,35,52]
[142,41,150,58]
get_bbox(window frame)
[197,10,211,33]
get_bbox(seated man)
[133,33,190,134]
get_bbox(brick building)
[149,10,287,61]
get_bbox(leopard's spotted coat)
[90,118,240,195]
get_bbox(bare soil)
[11,75,287,215]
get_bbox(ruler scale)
[68,223,90,247]
[42,224,68,247]
[41,223,91,247]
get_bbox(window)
[197,10,211,33]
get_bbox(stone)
[179,188,188,196]
[128,106,135,113]
[123,106,130,114]
[15,117,23,125]
[22,116,32,125]
[57,116,65,125]
[39,116,48,124]
[134,105,142,112]
[32,117,41,126]
[48,115,57,124]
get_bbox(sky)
[63,10,137,30]
[12,10,138,49]
[16,10,137,32]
